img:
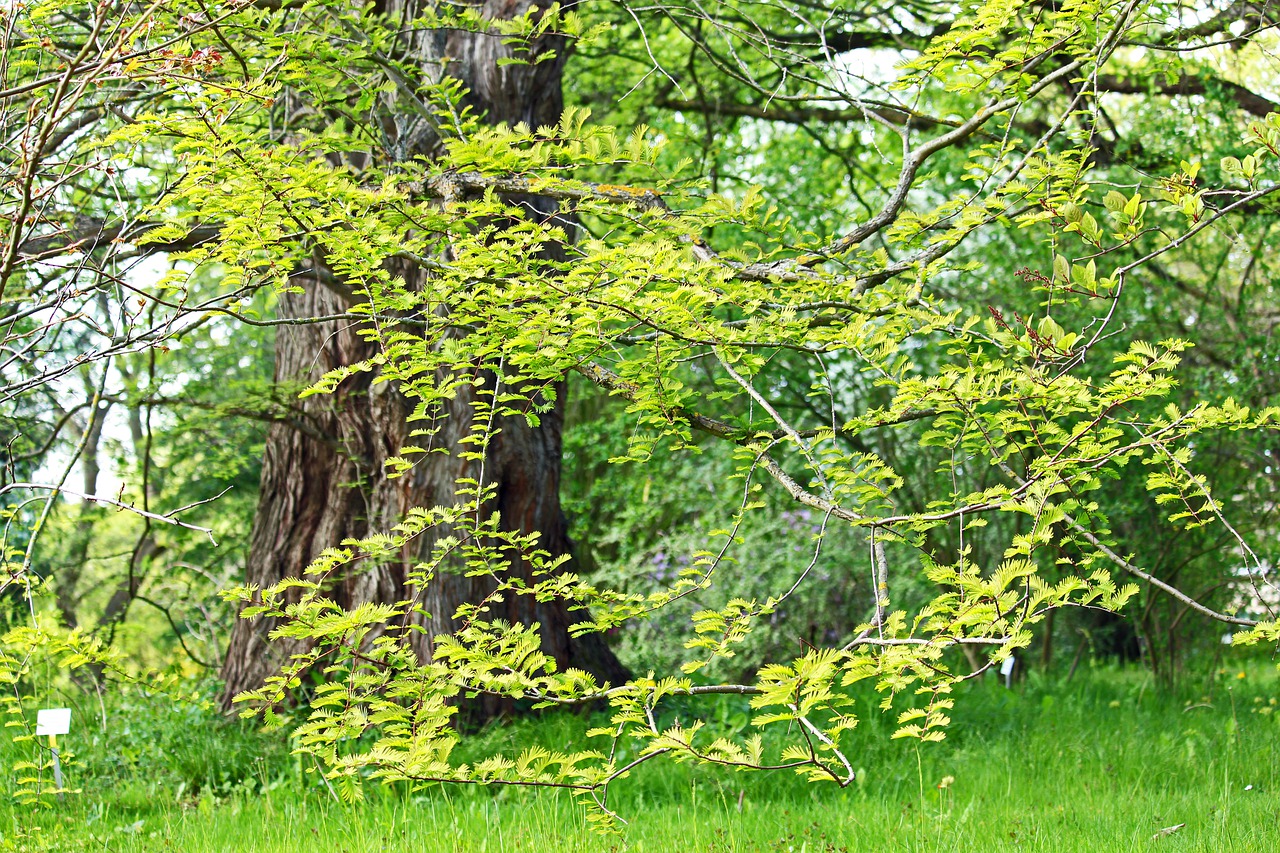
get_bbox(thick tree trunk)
[221,1,627,709]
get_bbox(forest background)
[2,0,1280,847]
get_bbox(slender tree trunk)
[221,1,627,709]
[54,382,108,630]
[1039,607,1055,671]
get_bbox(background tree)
[564,0,1280,682]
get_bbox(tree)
[216,0,630,711]
[4,0,1280,825]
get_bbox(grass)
[1,661,1277,851]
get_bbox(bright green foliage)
[3,0,1280,828]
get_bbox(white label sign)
[35,708,71,736]
[999,656,1016,677]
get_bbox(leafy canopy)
[2,0,1280,826]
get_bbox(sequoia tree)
[217,0,630,708]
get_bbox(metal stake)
[49,734,63,798]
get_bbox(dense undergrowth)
[1,661,1277,851]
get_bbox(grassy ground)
[2,662,1277,851]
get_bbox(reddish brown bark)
[220,1,627,709]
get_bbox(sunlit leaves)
[7,0,1280,828]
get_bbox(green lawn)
[4,664,1278,851]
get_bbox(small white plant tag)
[36,709,70,794]
[999,655,1016,688]
[36,708,71,736]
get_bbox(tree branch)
[1093,72,1279,117]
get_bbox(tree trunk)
[1039,606,1055,672]
[221,1,627,710]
